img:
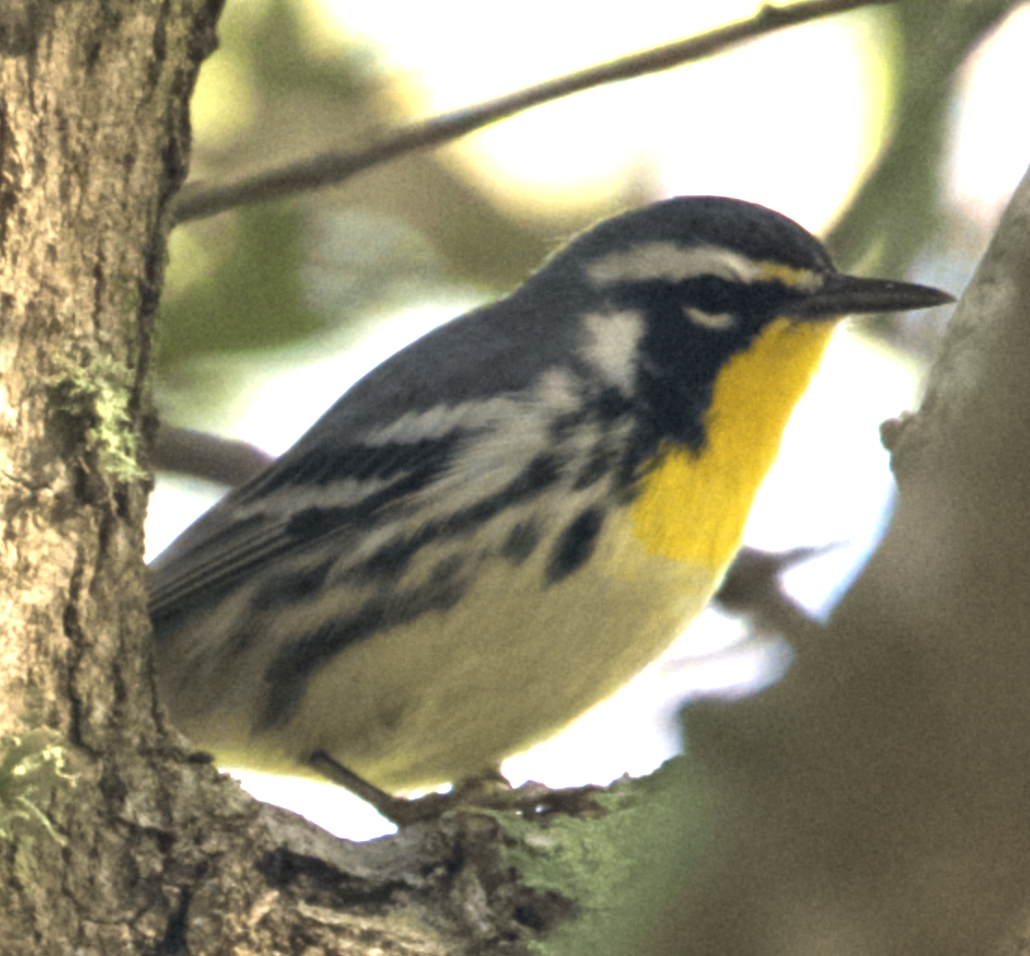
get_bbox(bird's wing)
[147,429,466,619]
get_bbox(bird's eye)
[678,275,741,331]
[684,274,739,313]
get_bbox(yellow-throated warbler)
[149,196,951,796]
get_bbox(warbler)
[149,196,951,797]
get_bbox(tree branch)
[170,0,898,225]
[151,425,273,486]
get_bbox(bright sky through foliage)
[317,0,886,223]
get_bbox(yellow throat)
[631,315,839,571]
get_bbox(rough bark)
[0,3,279,952]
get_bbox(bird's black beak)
[782,272,954,320]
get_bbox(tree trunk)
[0,3,282,951]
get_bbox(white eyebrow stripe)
[585,242,761,286]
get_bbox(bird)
[148,195,952,808]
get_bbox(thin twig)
[152,426,273,486]
[170,0,897,226]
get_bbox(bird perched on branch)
[149,196,951,814]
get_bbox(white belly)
[210,503,722,792]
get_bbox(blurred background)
[146,0,1029,840]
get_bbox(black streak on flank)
[547,507,604,585]
[573,446,616,490]
[503,520,541,564]
[350,453,563,582]
[258,561,468,730]
[250,558,336,611]
[446,453,561,533]
[255,457,565,729]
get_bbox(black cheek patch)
[546,507,604,585]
